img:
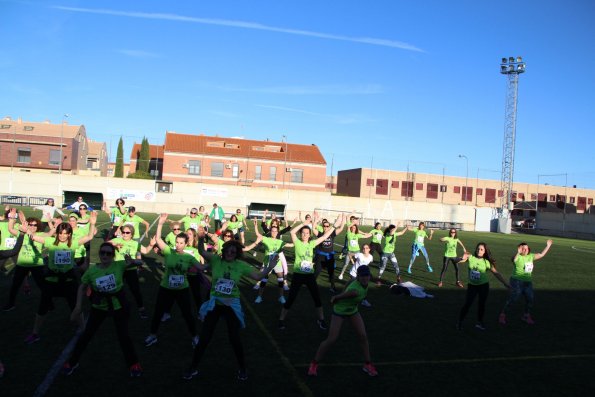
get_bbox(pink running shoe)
[307,361,318,376]
[522,313,535,325]
[362,363,378,377]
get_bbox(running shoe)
[283,282,290,291]
[138,308,149,320]
[254,296,263,304]
[192,335,200,348]
[317,319,328,330]
[498,313,507,325]
[522,313,535,325]
[407,266,412,274]
[144,334,158,347]
[278,296,286,304]
[183,368,199,380]
[237,368,248,381]
[362,363,378,377]
[252,283,260,290]
[62,362,79,376]
[456,281,464,288]
[2,304,15,312]
[338,253,344,260]
[24,333,40,344]
[427,265,433,273]
[396,275,402,284]
[437,281,443,288]
[161,313,171,322]
[475,323,486,331]
[307,361,318,376]
[129,363,143,377]
[360,299,372,308]
[278,320,286,330]
[338,274,344,280]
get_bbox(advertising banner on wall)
[107,188,156,202]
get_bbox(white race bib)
[95,274,117,292]
[54,250,72,266]
[215,278,235,295]
[524,262,534,273]
[190,223,198,230]
[374,234,382,243]
[168,275,185,288]
[5,237,16,249]
[113,216,121,224]
[232,228,238,235]
[125,221,135,227]
[349,239,357,247]
[300,260,314,273]
[416,236,424,244]
[470,269,481,281]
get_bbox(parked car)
[522,218,536,228]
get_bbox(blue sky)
[2,0,594,188]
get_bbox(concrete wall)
[1,170,476,228]
[535,212,595,240]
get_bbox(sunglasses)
[172,228,181,231]
[121,231,132,235]
[224,235,233,238]
[190,212,198,215]
[29,223,38,227]
[99,250,114,256]
[323,225,330,228]
[80,207,87,210]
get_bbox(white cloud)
[52,6,424,52]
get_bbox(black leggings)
[315,255,335,286]
[191,304,244,369]
[440,256,461,281]
[459,283,490,323]
[38,280,78,316]
[6,266,46,307]
[283,273,322,310]
[123,269,144,308]
[370,242,383,261]
[68,307,138,367]
[150,287,196,335]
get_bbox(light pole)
[458,154,468,204]
[282,135,287,189]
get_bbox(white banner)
[200,187,228,198]
[107,188,156,202]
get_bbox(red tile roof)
[164,132,326,165]
[130,143,165,160]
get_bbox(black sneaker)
[278,320,286,330]
[2,305,15,312]
[237,368,248,381]
[182,368,198,380]
[317,319,328,330]
[475,323,486,331]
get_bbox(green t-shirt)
[210,256,253,298]
[180,215,201,232]
[121,214,145,239]
[382,234,396,254]
[236,214,245,223]
[346,231,363,253]
[334,280,368,316]
[215,239,224,255]
[82,262,126,310]
[226,221,242,235]
[511,253,535,282]
[72,228,87,259]
[76,213,91,234]
[17,233,45,267]
[370,229,383,244]
[467,256,491,285]
[43,237,80,278]
[262,237,284,256]
[0,221,17,250]
[412,228,428,246]
[293,240,317,274]
[160,246,200,290]
[110,207,127,226]
[443,237,460,257]
[164,232,177,248]
[111,237,140,269]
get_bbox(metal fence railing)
[0,195,28,206]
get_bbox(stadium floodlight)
[501,57,508,64]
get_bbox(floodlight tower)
[498,56,525,233]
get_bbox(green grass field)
[1,208,594,396]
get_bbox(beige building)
[82,139,108,176]
[337,168,595,213]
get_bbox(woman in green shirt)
[499,239,553,325]
[407,222,434,274]
[308,265,378,377]
[62,243,142,377]
[457,243,509,331]
[438,228,467,288]
[338,224,372,280]
[103,198,128,240]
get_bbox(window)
[255,165,262,180]
[477,188,483,196]
[462,187,473,202]
[269,166,276,181]
[549,195,555,201]
[454,186,461,194]
[570,196,575,204]
[426,183,438,199]
[150,169,159,177]
[440,185,447,192]
[211,162,224,177]
[207,141,224,148]
[156,181,172,193]
[498,190,504,197]
[225,143,239,149]
[49,149,61,166]
[588,198,593,205]
[366,179,374,186]
[232,163,239,178]
[530,193,537,200]
[17,147,31,163]
[290,169,303,183]
[485,188,496,203]
[391,181,399,188]
[577,197,586,211]
[538,193,547,208]
[23,125,34,131]
[1,124,11,129]
[375,179,388,195]
[416,183,423,191]
[401,181,413,197]
[188,160,201,175]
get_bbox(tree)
[139,137,150,173]
[114,137,124,178]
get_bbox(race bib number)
[232,229,238,235]
[524,262,534,273]
[374,234,382,243]
[54,250,72,266]
[470,269,481,281]
[300,260,314,273]
[215,278,235,295]
[349,239,358,247]
[95,274,117,292]
[416,236,424,244]
[125,222,135,227]
[113,216,121,224]
[190,223,198,230]
[5,237,16,249]
[168,275,185,288]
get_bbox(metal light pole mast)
[498,56,525,233]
